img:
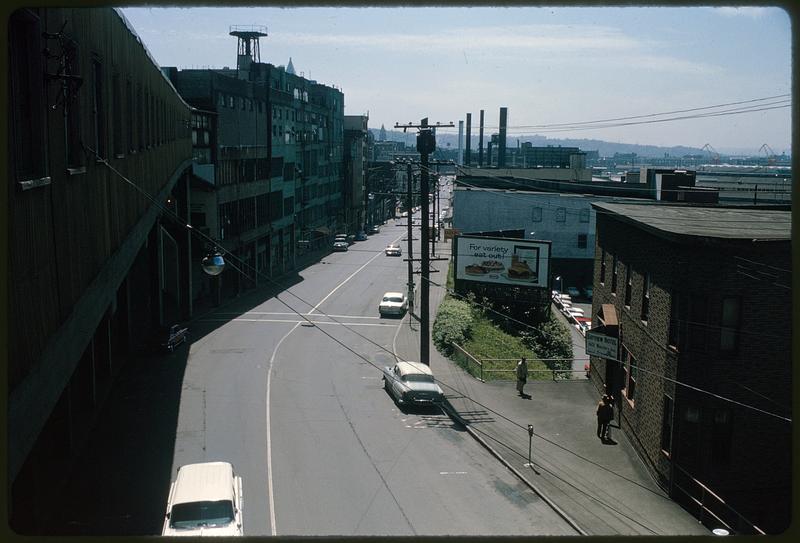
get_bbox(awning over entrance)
[596,303,619,330]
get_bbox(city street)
[43,208,575,536]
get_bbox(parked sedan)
[385,244,402,256]
[382,361,444,406]
[355,231,368,241]
[332,240,349,252]
[367,225,380,235]
[379,292,408,316]
[160,324,188,352]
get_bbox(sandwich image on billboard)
[454,235,551,288]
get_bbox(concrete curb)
[440,401,588,536]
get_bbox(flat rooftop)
[592,202,791,241]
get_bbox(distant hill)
[370,129,709,158]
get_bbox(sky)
[120,4,792,155]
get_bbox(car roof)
[396,361,434,377]
[383,291,404,297]
[172,462,235,505]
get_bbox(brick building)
[588,202,791,534]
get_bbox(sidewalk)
[394,239,709,536]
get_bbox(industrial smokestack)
[498,107,507,168]
[458,120,464,166]
[465,113,472,166]
[478,109,485,167]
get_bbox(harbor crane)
[701,143,720,164]
[759,143,777,166]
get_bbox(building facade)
[165,37,346,304]
[343,114,369,234]
[8,7,194,531]
[588,203,791,534]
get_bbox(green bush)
[520,312,574,372]
[433,298,474,354]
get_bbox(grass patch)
[461,312,551,381]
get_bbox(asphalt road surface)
[42,200,576,536]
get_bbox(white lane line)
[307,233,404,315]
[265,232,403,534]
[199,318,398,327]
[266,322,300,536]
[440,471,468,475]
[214,312,381,320]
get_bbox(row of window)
[10,11,189,182]
[531,206,590,223]
[217,92,264,113]
[599,249,740,352]
[218,191,288,239]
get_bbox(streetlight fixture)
[555,275,563,294]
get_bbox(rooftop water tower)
[229,25,268,79]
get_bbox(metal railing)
[450,346,590,382]
[452,343,484,381]
[671,464,766,535]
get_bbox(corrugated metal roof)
[172,462,235,505]
[592,202,790,241]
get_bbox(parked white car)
[382,361,444,406]
[385,244,402,256]
[162,461,243,536]
[565,307,585,323]
[379,292,408,316]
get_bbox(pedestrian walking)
[596,394,613,441]
[516,357,528,397]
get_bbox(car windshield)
[170,500,234,529]
[404,374,434,383]
[386,297,404,303]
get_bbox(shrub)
[433,298,474,355]
[520,312,574,372]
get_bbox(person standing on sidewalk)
[515,357,528,397]
[597,394,613,440]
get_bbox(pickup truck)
[160,324,189,352]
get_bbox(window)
[579,208,590,223]
[9,9,48,184]
[711,409,732,465]
[555,207,566,222]
[688,295,709,352]
[720,297,740,351]
[64,40,84,170]
[624,350,638,401]
[624,264,632,307]
[641,273,651,322]
[127,80,134,153]
[531,207,542,222]
[283,196,294,216]
[91,59,106,158]
[660,395,673,455]
[599,249,606,284]
[112,73,123,156]
[218,93,225,107]
[577,233,587,249]
[611,254,618,294]
[228,95,234,108]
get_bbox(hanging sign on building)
[585,328,619,359]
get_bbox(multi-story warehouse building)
[164,27,346,304]
[588,202,791,534]
[8,7,194,531]
[343,115,369,234]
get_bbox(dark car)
[355,231,368,241]
[367,225,380,235]
[160,324,189,352]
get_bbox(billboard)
[454,235,551,288]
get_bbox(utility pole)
[405,160,415,311]
[395,118,454,366]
